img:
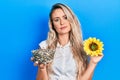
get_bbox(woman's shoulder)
[39,40,48,49]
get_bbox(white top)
[39,40,77,80]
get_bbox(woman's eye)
[53,18,59,22]
[64,16,67,20]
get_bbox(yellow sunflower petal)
[83,37,104,56]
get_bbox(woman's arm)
[80,55,103,80]
[80,61,97,80]
[36,64,48,80]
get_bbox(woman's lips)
[60,26,67,30]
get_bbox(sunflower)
[83,37,104,56]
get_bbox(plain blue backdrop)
[0,0,120,80]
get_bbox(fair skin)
[36,8,103,80]
[52,8,71,46]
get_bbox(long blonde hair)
[46,3,88,79]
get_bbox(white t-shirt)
[39,40,77,80]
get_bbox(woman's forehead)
[52,8,66,18]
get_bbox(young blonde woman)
[36,3,103,80]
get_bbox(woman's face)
[51,8,71,35]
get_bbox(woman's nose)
[60,19,64,25]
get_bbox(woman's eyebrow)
[63,15,66,17]
[52,14,66,20]
[52,17,59,21]
[53,17,59,19]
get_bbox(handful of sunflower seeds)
[31,49,55,65]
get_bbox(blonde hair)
[46,3,88,79]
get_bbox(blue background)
[0,0,120,80]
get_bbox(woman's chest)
[52,47,77,74]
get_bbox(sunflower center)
[89,42,98,51]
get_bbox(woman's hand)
[38,64,47,70]
[36,63,49,80]
[36,64,49,80]
[31,57,47,70]
[80,53,104,80]
[90,53,104,64]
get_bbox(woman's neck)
[58,33,69,46]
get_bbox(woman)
[36,3,103,80]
